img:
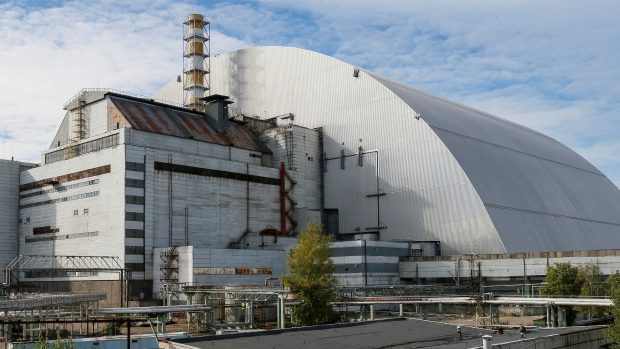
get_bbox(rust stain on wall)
[194,267,272,275]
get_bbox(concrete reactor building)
[2,14,620,302]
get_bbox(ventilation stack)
[183,14,210,111]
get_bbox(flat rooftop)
[173,318,596,349]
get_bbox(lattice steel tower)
[183,14,210,111]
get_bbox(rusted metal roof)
[108,94,270,153]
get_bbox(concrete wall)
[19,135,125,282]
[476,327,608,349]
[21,280,123,307]
[50,98,110,148]
[153,246,287,300]
[400,250,620,281]
[0,159,35,269]
[258,124,322,234]
[331,240,409,286]
[125,127,281,255]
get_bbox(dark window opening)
[33,226,60,235]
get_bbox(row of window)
[20,165,110,192]
[20,179,99,199]
[25,231,99,243]
[45,134,119,164]
[19,191,100,209]
[25,271,99,278]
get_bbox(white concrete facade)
[400,250,620,281]
[16,92,303,297]
[153,246,287,300]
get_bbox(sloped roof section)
[370,73,620,253]
[108,95,270,153]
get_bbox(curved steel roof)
[161,45,620,254]
[369,73,620,252]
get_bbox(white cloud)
[250,0,620,187]
[1,0,619,189]
[0,0,251,162]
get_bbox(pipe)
[324,149,382,234]
[364,239,368,286]
[279,162,287,235]
[246,163,250,236]
[482,335,492,349]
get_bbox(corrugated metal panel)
[371,75,620,252]
[159,45,620,255]
[204,46,504,255]
[109,96,270,153]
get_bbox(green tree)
[35,336,49,349]
[541,262,582,325]
[541,262,582,297]
[604,272,620,347]
[578,262,604,318]
[579,262,604,297]
[282,223,336,326]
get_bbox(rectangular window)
[125,195,145,205]
[126,162,146,172]
[20,179,100,199]
[33,226,60,235]
[73,210,79,216]
[125,246,145,255]
[125,229,145,238]
[125,212,144,222]
[84,208,89,215]
[125,178,145,188]
[125,263,145,272]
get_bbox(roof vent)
[202,94,233,132]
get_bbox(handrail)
[63,88,184,109]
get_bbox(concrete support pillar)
[557,307,567,327]
[248,302,253,328]
[280,296,285,329]
[438,303,443,316]
[482,335,493,349]
[369,304,374,321]
[276,300,281,328]
[399,304,403,317]
[546,304,550,328]
[524,277,531,297]
[186,294,194,331]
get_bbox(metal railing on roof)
[3,255,126,285]
[63,88,185,110]
[0,292,106,311]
